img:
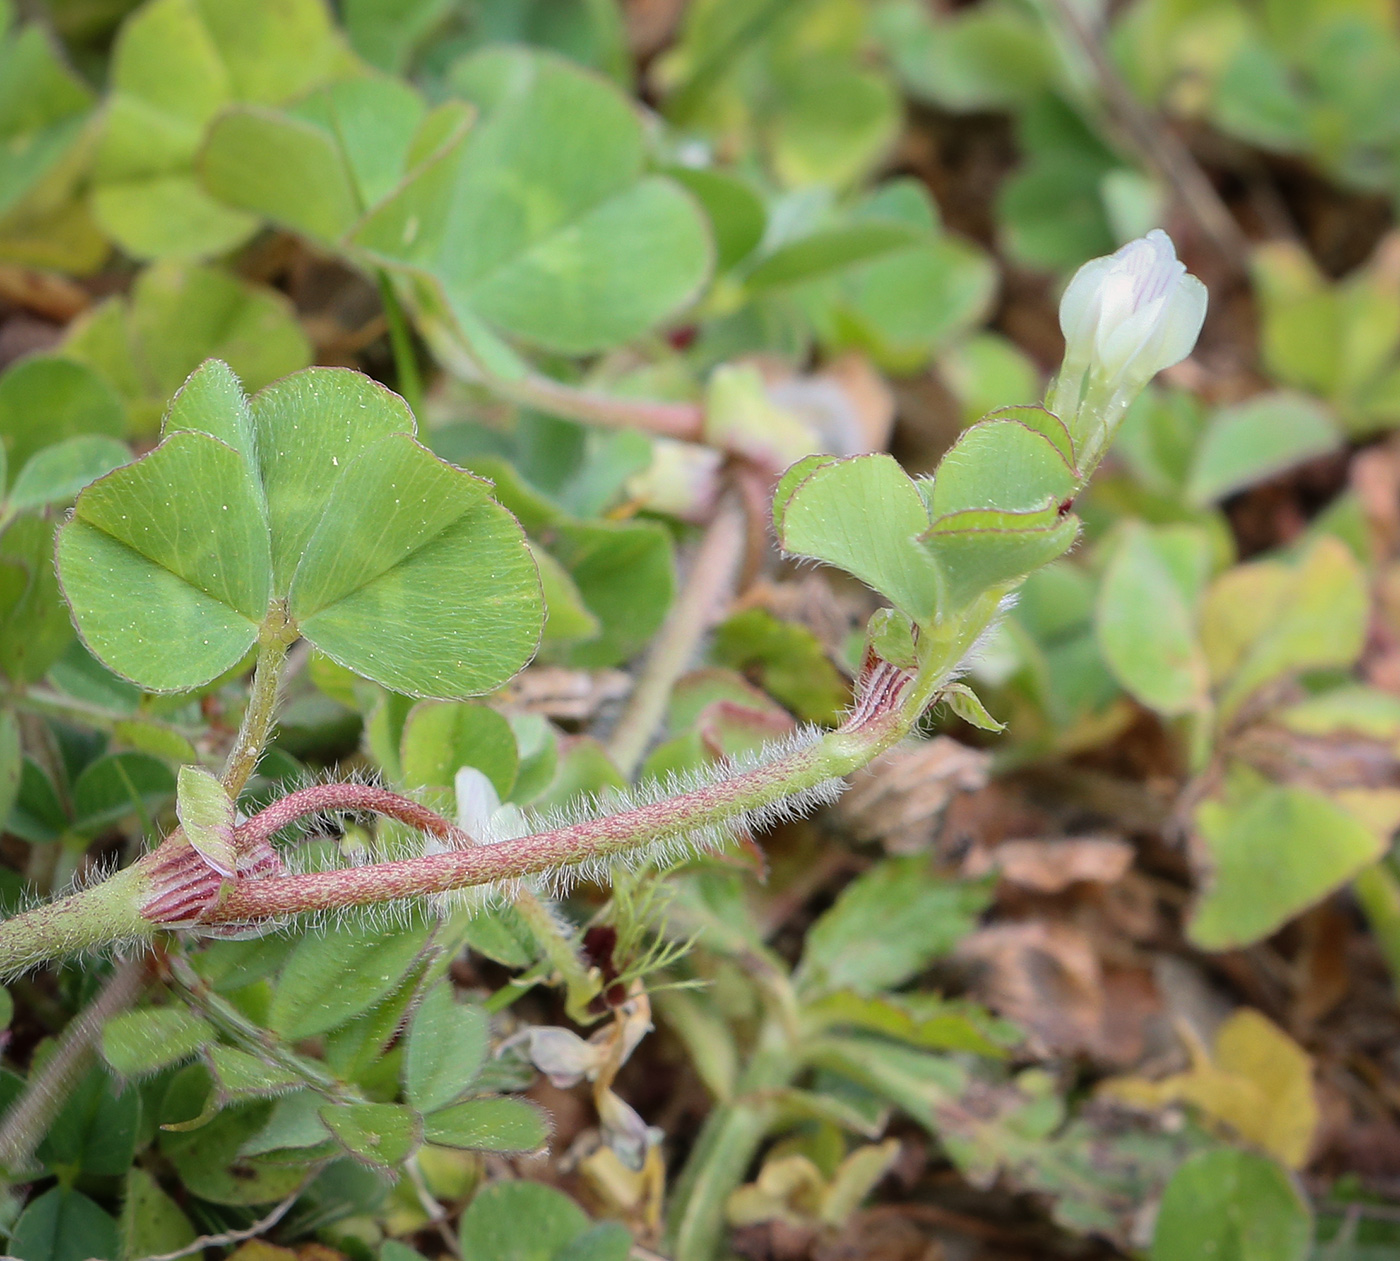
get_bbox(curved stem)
[495,372,704,442]
[212,663,916,926]
[14,688,201,739]
[0,661,918,965]
[608,493,747,777]
[240,785,599,1013]
[237,781,473,851]
[214,714,901,923]
[425,319,704,441]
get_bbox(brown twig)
[131,1182,307,1261]
[1045,0,1249,268]
[607,492,749,778]
[0,957,148,1176]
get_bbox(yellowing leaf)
[1202,537,1368,719]
[1200,561,1292,685]
[726,1140,901,1230]
[1100,1009,1317,1168]
[1334,787,1400,840]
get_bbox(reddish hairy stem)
[137,659,916,929]
[142,785,476,925]
[210,707,904,924]
[236,783,476,851]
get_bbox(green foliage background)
[0,0,1397,1258]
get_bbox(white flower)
[1059,229,1207,390]
[417,766,523,855]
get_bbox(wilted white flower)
[1050,229,1207,465]
[596,1087,663,1172]
[501,1025,603,1088]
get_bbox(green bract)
[773,409,1081,628]
[57,359,543,695]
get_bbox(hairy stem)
[212,693,909,925]
[0,864,152,983]
[0,954,147,1176]
[608,494,748,777]
[222,615,293,797]
[0,610,297,1163]
[243,784,598,1013]
[237,782,474,851]
[0,657,918,966]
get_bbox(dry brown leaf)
[957,920,1159,1066]
[963,835,1134,892]
[814,1213,946,1261]
[1294,901,1354,1027]
[498,666,632,720]
[956,921,1105,1058]
[0,263,90,321]
[836,738,990,854]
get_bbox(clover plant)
[0,215,1206,1261]
[0,231,1205,973]
[0,0,1388,1256]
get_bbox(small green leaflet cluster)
[659,858,1211,1261]
[92,0,360,260]
[0,0,104,272]
[1117,0,1400,218]
[56,359,543,697]
[771,405,1083,694]
[62,261,315,437]
[5,0,1005,399]
[2,925,556,1255]
[191,48,713,356]
[1253,241,1400,438]
[102,932,545,1168]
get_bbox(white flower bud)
[454,766,501,838]
[1059,229,1206,385]
[1050,230,1207,466]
